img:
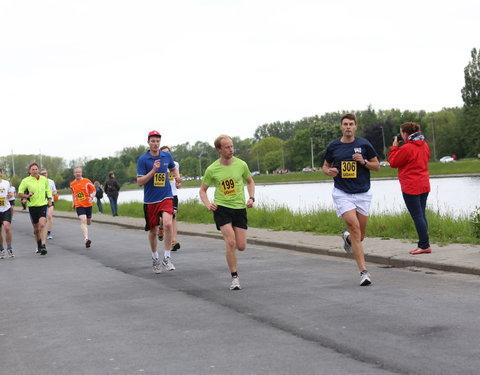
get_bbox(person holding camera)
[388,122,431,255]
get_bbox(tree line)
[2,48,479,188]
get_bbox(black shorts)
[0,209,12,226]
[173,195,179,217]
[76,206,92,218]
[213,205,248,231]
[9,199,15,206]
[29,205,48,224]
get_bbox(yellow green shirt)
[202,157,252,209]
[18,175,52,207]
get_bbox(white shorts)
[332,187,373,218]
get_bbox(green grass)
[53,198,480,245]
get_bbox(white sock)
[152,251,159,259]
[164,250,171,258]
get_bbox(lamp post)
[198,150,205,177]
[310,137,314,170]
[380,126,386,160]
[430,117,437,161]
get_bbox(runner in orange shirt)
[70,167,96,248]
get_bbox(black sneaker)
[40,245,47,256]
[85,239,92,248]
[171,242,180,251]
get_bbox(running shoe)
[230,277,241,290]
[40,245,47,256]
[341,230,352,253]
[7,248,14,258]
[47,232,53,240]
[360,270,372,286]
[152,258,162,274]
[0,250,5,259]
[409,247,431,255]
[171,242,180,251]
[162,257,175,271]
[85,239,92,248]
[158,228,164,241]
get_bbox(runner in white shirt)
[40,169,58,240]
[0,169,14,258]
[161,146,181,251]
[8,185,16,217]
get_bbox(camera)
[393,134,402,143]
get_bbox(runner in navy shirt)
[322,113,380,286]
[137,130,181,274]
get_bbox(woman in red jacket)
[388,122,431,255]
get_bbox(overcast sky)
[1,0,478,162]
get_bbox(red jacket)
[388,140,430,195]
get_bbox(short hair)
[160,146,171,152]
[400,122,421,135]
[108,172,115,178]
[28,163,39,171]
[340,113,357,125]
[214,134,232,150]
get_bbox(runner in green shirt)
[18,163,52,255]
[199,135,255,291]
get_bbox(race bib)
[168,173,175,181]
[76,192,86,201]
[0,197,5,206]
[154,173,166,187]
[341,161,357,178]
[220,178,237,196]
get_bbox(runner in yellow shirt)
[18,163,52,255]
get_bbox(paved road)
[2,214,480,374]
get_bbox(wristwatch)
[249,197,255,202]
[363,160,368,166]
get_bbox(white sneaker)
[0,250,5,259]
[360,271,372,286]
[230,277,241,290]
[152,258,162,274]
[7,248,14,258]
[341,230,352,253]
[47,233,53,240]
[162,257,175,271]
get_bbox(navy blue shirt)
[137,150,176,203]
[323,137,378,194]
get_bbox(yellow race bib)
[0,197,5,207]
[76,192,86,201]
[154,173,166,187]
[341,161,357,178]
[220,178,237,196]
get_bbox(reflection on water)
[60,177,480,218]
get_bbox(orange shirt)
[70,178,95,208]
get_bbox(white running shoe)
[0,250,5,259]
[152,258,162,274]
[230,277,241,290]
[47,233,53,240]
[360,271,372,286]
[162,257,175,271]
[341,230,352,253]
[7,248,14,258]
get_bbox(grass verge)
[53,198,480,245]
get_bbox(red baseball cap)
[148,130,161,138]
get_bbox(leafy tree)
[461,47,480,156]
[263,150,283,172]
[461,48,480,107]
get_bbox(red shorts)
[143,199,174,231]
